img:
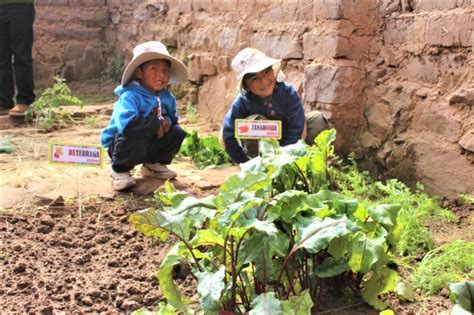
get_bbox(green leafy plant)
[178,130,233,169]
[84,114,99,128]
[131,130,404,313]
[28,76,82,131]
[449,281,474,314]
[412,240,474,295]
[332,160,455,257]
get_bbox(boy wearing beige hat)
[100,41,188,191]
[221,48,329,164]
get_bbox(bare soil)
[0,88,472,313]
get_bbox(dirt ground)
[0,87,472,314]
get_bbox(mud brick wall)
[33,0,474,198]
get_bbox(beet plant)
[131,130,403,314]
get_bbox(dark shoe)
[8,104,29,117]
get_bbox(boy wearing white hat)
[221,48,329,164]
[100,41,188,191]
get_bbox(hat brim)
[238,57,281,93]
[121,51,188,86]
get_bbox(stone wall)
[33,0,473,198]
[365,0,473,197]
[34,0,109,87]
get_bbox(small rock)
[40,305,53,315]
[13,262,26,273]
[449,88,474,106]
[121,299,140,310]
[39,214,55,227]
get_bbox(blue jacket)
[100,82,179,148]
[222,82,305,163]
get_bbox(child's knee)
[304,111,330,145]
[170,124,187,141]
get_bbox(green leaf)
[269,191,323,223]
[155,302,178,315]
[220,170,271,204]
[368,204,400,231]
[129,208,169,241]
[314,257,350,278]
[157,243,191,314]
[131,307,153,315]
[361,266,399,310]
[295,216,359,254]
[239,232,289,267]
[196,266,226,314]
[190,229,225,247]
[395,279,415,302]
[250,292,281,315]
[449,281,474,313]
[327,236,349,260]
[160,192,217,226]
[452,304,472,315]
[280,290,313,315]
[348,232,387,274]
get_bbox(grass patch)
[412,240,474,295]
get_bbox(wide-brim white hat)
[231,48,283,93]
[121,41,188,87]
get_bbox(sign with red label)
[235,119,281,139]
[48,142,103,167]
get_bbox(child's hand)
[160,117,171,133]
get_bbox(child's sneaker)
[111,170,136,191]
[141,163,177,180]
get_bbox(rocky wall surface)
[364,0,473,197]
[32,0,473,198]
[34,0,109,87]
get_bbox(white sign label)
[235,119,282,139]
[49,142,103,167]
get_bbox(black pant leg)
[108,134,149,173]
[148,125,187,165]
[9,4,35,105]
[0,5,14,108]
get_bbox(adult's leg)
[108,134,148,173]
[148,124,187,164]
[0,5,14,109]
[10,4,35,106]
[304,111,330,145]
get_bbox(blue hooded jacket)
[100,82,179,148]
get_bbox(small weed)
[106,55,124,83]
[460,193,474,205]
[28,76,82,131]
[185,103,199,123]
[84,115,99,128]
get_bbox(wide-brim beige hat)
[231,48,283,93]
[121,41,188,87]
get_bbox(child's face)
[243,67,276,98]
[134,59,170,93]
